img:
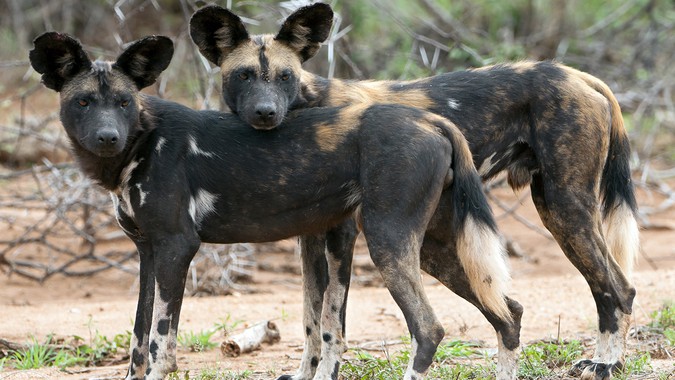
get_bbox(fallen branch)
[220,321,281,357]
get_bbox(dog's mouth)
[79,135,127,158]
[249,122,279,131]
[247,114,285,131]
[92,149,122,158]
[84,144,125,158]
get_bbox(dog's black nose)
[97,129,120,146]
[255,104,276,120]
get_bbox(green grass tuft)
[518,339,583,379]
[212,314,244,336]
[168,368,253,380]
[177,329,219,352]
[9,338,56,370]
[614,352,653,380]
[649,302,675,330]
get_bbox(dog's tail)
[569,67,640,277]
[429,114,512,322]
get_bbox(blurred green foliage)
[0,0,673,162]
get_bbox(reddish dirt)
[0,189,674,379]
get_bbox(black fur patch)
[157,319,170,335]
[149,341,159,362]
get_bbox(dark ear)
[275,3,333,62]
[114,36,174,89]
[190,5,250,66]
[29,32,92,92]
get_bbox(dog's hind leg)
[419,236,522,380]
[530,173,635,380]
[143,232,201,380]
[364,228,445,380]
[125,244,155,380]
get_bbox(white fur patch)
[109,193,133,236]
[447,98,460,110]
[136,183,148,207]
[593,310,630,364]
[145,282,177,379]
[457,216,512,321]
[155,137,167,155]
[496,332,518,380]
[188,189,219,227]
[602,203,639,278]
[188,135,215,157]
[118,160,141,218]
[478,152,497,177]
[403,337,423,380]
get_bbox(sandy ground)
[0,189,674,379]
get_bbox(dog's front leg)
[126,243,155,380]
[314,220,358,380]
[143,232,201,380]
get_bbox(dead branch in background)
[0,160,258,293]
[186,243,256,296]
[0,0,673,284]
[0,161,136,281]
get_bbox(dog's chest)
[110,158,147,238]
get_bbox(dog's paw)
[275,376,303,380]
[569,359,623,380]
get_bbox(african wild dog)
[30,32,516,380]
[190,4,640,380]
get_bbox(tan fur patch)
[265,37,303,77]
[60,63,143,108]
[551,73,611,188]
[220,40,262,76]
[60,75,98,102]
[220,35,302,80]
[472,60,537,74]
[314,104,368,152]
[285,24,312,52]
[510,61,538,74]
[327,80,434,110]
[300,70,321,100]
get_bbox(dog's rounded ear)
[114,36,174,90]
[190,5,250,66]
[275,3,333,63]
[29,32,92,92]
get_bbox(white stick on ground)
[220,321,281,357]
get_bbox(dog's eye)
[280,73,290,81]
[78,99,88,107]
[238,72,249,80]
[121,99,130,107]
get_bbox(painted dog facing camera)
[190,4,639,380]
[30,32,517,380]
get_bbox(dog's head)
[190,3,333,130]
[29,32,173,157]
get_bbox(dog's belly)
[196,199,354,244]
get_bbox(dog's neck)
[295,70,332,109]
